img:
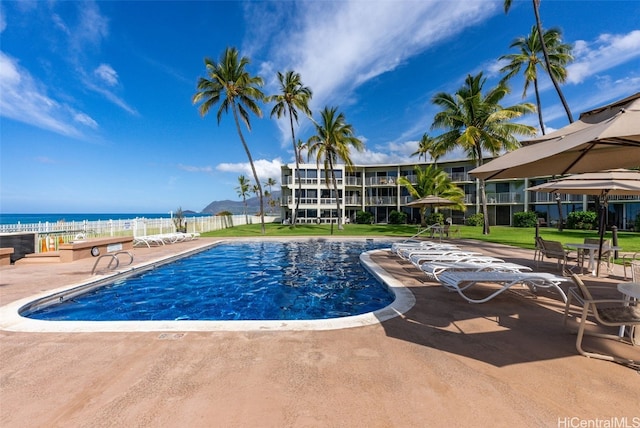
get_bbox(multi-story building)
[280,159,640,230]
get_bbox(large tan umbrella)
[526,169,640,275]
[406,195,457,208]
[469,93,640,180]
[526,169,640,195]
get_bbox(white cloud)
[567,30,640,84]
[217,158,283,184]
[51,13,70,35]
[178,164,214,174]
[0,51,84,137]
[94,63,118,86]
[251,1,500,140]
[73,112,98,129]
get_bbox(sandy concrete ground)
[0,237,638,427]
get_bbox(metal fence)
[0,214,278,253]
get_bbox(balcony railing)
[366,177,397,186]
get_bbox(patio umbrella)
[406,195,457,208]
[469,93,640,180]
[527,169,640,275]
[406,195,457,239]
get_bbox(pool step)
[15,252,62,264]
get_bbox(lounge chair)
[420,261,532,281]
[408,251,485,266]
[395,245,461,260]
[563,274,639,366]
[133,235,165,248]
[437,271,569,304]
[392,241,459,255]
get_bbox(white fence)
[0,214,278,253]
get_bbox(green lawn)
[202,223,640,253]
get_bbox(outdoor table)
[617,282,640,344]
[565,243,621,276]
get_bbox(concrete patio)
[0,237,638,427]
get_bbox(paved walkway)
[1,237,638,427]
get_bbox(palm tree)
[500,25,573,135]
[306,106,364,230]
[398,165,466,227]
[411,133,444,166]
[431,73,537,234]
[503,0,574,123]
[193,47,267,234]
[236,175,251,224]
[264,177,277,213]
[268,71,313,226]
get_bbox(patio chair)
[577,238,613,274]
[533,236,545,266]
[539,238,576,275]
[563,274,639,366]
[630,259,640,282]
[622,252,640,280]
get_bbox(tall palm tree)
[503,0,574,123]
[268,71,313,226]
[193,47,267,234]
[306,106,364,230]
[236,175,251,224]
[431,73,537,234]
[500,25,573,135]
[411,133,444,166]
[398,165,466,227]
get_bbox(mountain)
[202,191,281,216]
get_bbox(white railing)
[0,214,278,253]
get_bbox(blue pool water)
[24,240,394,321]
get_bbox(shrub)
[513,211,538,228]
[216,211,233,216]
[466,213,484,226]
[388,210,407,225]
[566,210,598,230]
[355,210,374,224]
[425,212,444,225]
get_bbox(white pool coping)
[0,243,415,333]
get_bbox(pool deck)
[1,237,638,427]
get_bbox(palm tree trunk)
[533,78,546,135]
[329,158,343,230]
[243,196,248,224]
[231,102,265,234]
[289,110,301,226]
[533,0,573,123]
[476,150,490,234]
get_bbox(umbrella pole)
[596,192,610,277]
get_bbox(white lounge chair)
[396,247,463,260]
[408,251,486,266]
[133,235,165,248]
[420,261,532,281]
[437,271,569,304]
[392,242,460,257]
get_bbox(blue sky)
[1,0,639,214]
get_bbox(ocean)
[0,213,211,225]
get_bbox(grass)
[202,223,640,253]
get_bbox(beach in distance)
[0,213,210,225]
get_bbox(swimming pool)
[6,239,415,331]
